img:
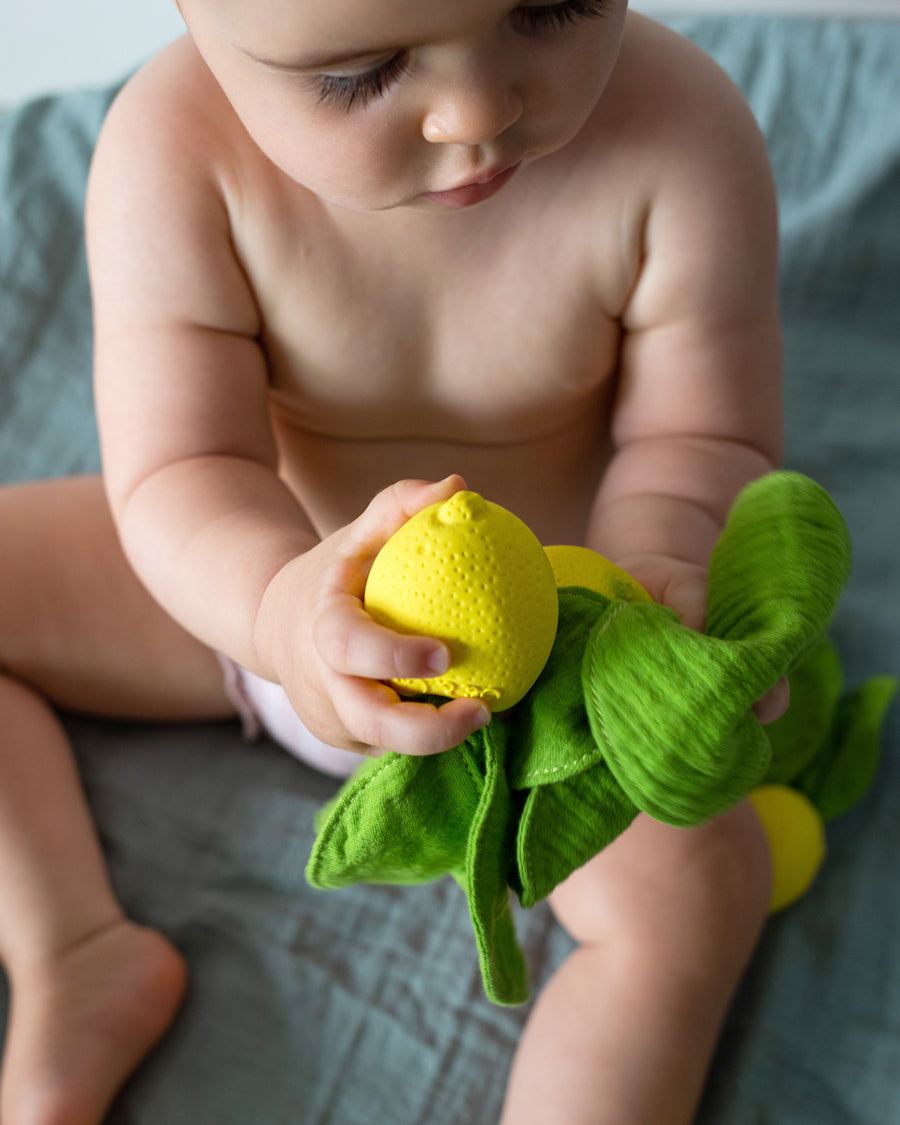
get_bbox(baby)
[0,1,789,1121]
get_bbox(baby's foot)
[1,918,187,1125]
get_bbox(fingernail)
[427,647,450,674]
[474,703,492,728]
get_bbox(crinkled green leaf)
[583,603,774,826]
[463,722,528,1005]
[306,742,482,889]
[582,474,852,827]
[516,763,637,908]
[795,676,897,821]
[764,636,843,785]
[706,472,851,652]
[507,587,609,790]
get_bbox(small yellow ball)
[364,491,559,712]
[544,544,653,603]
[748,785,827,913]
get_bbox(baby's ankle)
[0,919,187,1125]
[1,906,127,983]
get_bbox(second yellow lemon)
[748,785,827,912]
[544,544,653,603]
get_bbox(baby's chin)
[282,176,425,215]
[303,186,467,216]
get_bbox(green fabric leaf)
[763,637,843,785]
[581,473,852,827]
[583,603,774,826]
[516,764,637,908]
[507,587,609,790]
[306,742,483,889]
[463,722,528,1005]
[794,676,898,821]
[706,472,851,652]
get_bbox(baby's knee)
[550,801,772,977]
[681,800,773,960]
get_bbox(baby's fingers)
[315,597,450,682]
[340,679,491,756]
[752,676,790,725]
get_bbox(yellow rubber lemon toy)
[749,785,827,913]
[544,544,653,604]
[364,491,559,712]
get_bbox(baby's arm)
[591,50,782,632]
[86,68,486,755]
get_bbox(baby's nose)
[422,64,523,146]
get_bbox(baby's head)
[175,0,628,212]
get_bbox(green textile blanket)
[2,14,900,1125]
[309,473,894,1004]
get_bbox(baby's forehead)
[193,0,493,40]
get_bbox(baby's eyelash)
[316,53,410,113]
[514,0,611,36]
[314,0,610,113]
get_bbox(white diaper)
[217,655,361,778]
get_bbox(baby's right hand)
[253,477,491,758]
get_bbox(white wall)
[642,0,900,9]
[2,1,185,106]
[3,0,900,108]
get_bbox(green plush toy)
[307,473,896,1005]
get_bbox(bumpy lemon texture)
[749,785,827,912]
[364,491,559,712]
[544,544,653,603]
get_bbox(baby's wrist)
[250,551,314,683]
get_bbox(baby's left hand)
[628,555,790,727]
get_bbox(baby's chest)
[253,237,621,439]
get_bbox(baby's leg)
[501,803,772,1125]
[0,476,234,1125]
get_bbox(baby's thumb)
[350,475,468,555]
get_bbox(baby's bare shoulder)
[555,15,773,320]
[86,38,261,337]
[89,37,247,201]
[589,15,777,325]
[607,14,771,190]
